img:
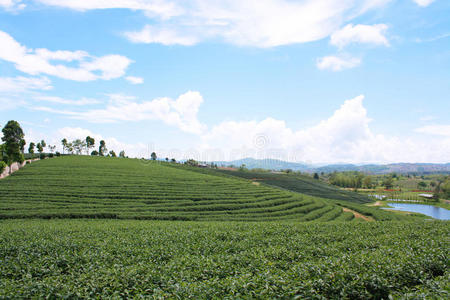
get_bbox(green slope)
[0,156,364,221]
[179,167,371,204]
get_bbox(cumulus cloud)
[33,91,206,134]
[413,0,435,7]
[201,95,450,163]
[317,55,361,71]
[0,30,132,81]
[125,76,144,84]
[330,24,389,49]
[0,76,52,92]
[35,0,393,48]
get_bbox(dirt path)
[367,201,383,207]
[342,207,374,221]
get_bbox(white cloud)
[125,76,144,84]
[33,91,206,134]
[413,0,435,7]
[201,95,450,163]
[36,0,393,48]
[415,125,450,137]
[36,0,182,19]
[0,0,25,10]
[317,55,361,71]
[34,96,100,106]
[330,24,389,49]
[0,76,52,92]
[0,30,132,81]
[124,25,198,45]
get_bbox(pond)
[385,203,450,220]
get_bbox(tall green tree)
[99,140,107,156]
[151,152,157,161]
[119,150,126,158]
[28,142,36,155]
[86,136,95,155]
[37,143,43,154]
[1,120,25,174]
[61,138,68,154]
[72,139,86,155]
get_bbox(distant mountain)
[214,158,310,171]
[213,158,450,174]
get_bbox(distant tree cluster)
[329,172,368,188]
[60,137,126,158]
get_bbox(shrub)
[0,161,6,174]
[55,152,61,157]
[49,153,54,158]
[39,153,46,160]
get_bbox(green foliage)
[313,172,319,179]
[0,161,6,174]
[1,120,25,167]
[0,156,365,221]
[0,220,447,298]
[39,153,46,160]
[382,176,394,189]
[151,152,157,160]
[99,140,106,156]
[418,181,428,189]
[28,142,35,155]
[91,150,99,156]
[85,136,95,154]
[329,171,364,188]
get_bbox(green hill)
[0,156,363,221]
[183,167,371,204]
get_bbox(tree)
[171,158,176,163]
[48,145,56,154]
[61,138,68,154]
[19,139,26,154]
[313,173,319,180]
[86,136,95,155]
[1,120,25,174]
[91,150,99,156]
[109,150,116,158]
[363,176,373,189]
[382,176,394,189]
[418,181,427,189]
[165,157,169,162]
[72,139,86,155]
[151,152,157,161]
[40,140,46,152]
[37,143,43,154]
[99,140,107,156]
[28,142,36,155]
[119,150,126,158]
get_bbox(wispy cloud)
[0,30,132,81]
[34,96,101,106]
[125,76,144,85]
[415,125,450,137]
[32,91,206,134]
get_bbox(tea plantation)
[0,220,448,298]
[0,156,368,221]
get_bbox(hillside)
[192,168,371,204]
[0,156,367,221]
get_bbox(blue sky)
[0,0,449,164]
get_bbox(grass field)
[0,156,367,221]
[0,220,448,299]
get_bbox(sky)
[0,0,449,164]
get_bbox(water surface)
[386,203,450,220]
